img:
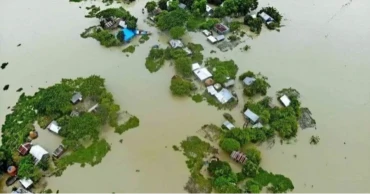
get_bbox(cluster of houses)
[99,16,151,43]
[191,63,237,105]
[202,22,229,44]
[9,92,99,191]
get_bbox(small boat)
[53,145,65,158]
[136,29,151,35]
[6,176,19,186]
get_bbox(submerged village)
[0,0,319,193]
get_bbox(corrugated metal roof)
[243,77,256,86]
[244,109,259,122]
[280,95,291,107]
[194,67,212,81]
[223,120,235,130]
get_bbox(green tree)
[0,147,12,172]
[35,83,73,115]
[207,160,232,177]
[145,1,157,13]
[18,155,40,180]
[225,128,249,145]
[229,21,241,32]
[126,19,137,29]
[170,76,193,96]
[174,57,192,77]
[244,15,263,34]
[205,58,238,83]
[60,113,101,148]
[220,138,240,153]
[157,9,189,30]
[242,160,259,177]
[245,128,267,143]
[158,0,168,10]
[212,176,241,193]
[243,147,261,165]
[245,179,262,193]
[170,26,186,39]
[199,18,220,30]
[192,0,206,13]
[168,0,180,11]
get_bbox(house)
[178,3,187,9]
[193,67,212,81]
[19,178,33,189]
[118,21,126,28]
[100,17,115,29]
[12,187,33,194]
[183,47,192,55]
[53,145,65,159]
[47,121,61,134]
[242,77,256,86]
[18,143,32,156]
[214,23,229,35]
[230,151,247,164]
[207,36,217,44]
[222,120,235,130]
[215,88,233,104]
[252,122,263,129]
[216,35,225,42]
[207,85,218,95]
[169,39,184,48]
[223,79,235,88]
[192,63,201,71]
[206,5,213,15]
[279,95,291,107]
[244,109,259,124]
[29,145,49,164]
[71,92,82,104]
[202,30,212,37]
[120,28,136,43]
[259,12,274,24]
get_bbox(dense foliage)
[170,26,186,39]
[145,48,167,73]
[170,76,193,96]
[244,15,263,34]
[213,0,258,17]
[115,116,140,134]
[156,9,189,30]
[158,0,168,10]
[145,1,157,13]
[205,58,238,83]
[81,27,121,47]
[18,155,41,181]
[243,147,261,165]
[174,57,193,77]
[219,138,240,153]
[239,71,270,97]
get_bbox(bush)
[229,21,241,32]
[228,35,239,41]
[245,179,262,193]
[244,15,263,34]
[225,128,249,145]
[243,147,261,165]
[199,18,220,30]
[220,138,240,153]
[207,160,232,177]
[242,160,259,177]
[170,76,193,96]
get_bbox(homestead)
[230,151,247,164]
[29,145,49,164]
[244,109,259,124]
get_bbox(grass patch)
[139,35,150,44]
[115,116,140,134]
[122,45,136,53]
[192,94,203,103]
[55,139,111,176]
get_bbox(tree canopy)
[170,76,193,96]
[220,138,240,153]
[35,83,73,115]
[158,0,168,10]
[18,155,41,180]
[174,57,193,77]
[156,9,189,30]
[208,160,232,177]
[244,15,263,34]
[170,26,186,39]
[205,58,238,83]
[145,1,157,13]
[243,147,261,165]
[242,160,259,177]
[214,0,258,17]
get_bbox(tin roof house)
[242,77,256,86]
[193,67,212,81]
[169,39,184,48]
[18,143,32,156]
[222,121,235,130]
[29,145,49,164]
[71,92,82,104]
[19,179,33,190]
[279,95,291,107]
[47,121,61,134]
[215,88,233,104]
[214,23,229,35]
[259,12,274,24]
[244,109,259,124]
[230,151,247,164]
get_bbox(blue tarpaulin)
[122,28,136,42]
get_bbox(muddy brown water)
[1,0,370,192]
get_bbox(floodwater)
[1,0,370,192]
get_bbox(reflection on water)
[0,0,370,192]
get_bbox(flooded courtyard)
[1,0,370,192]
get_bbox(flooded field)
[1,0,370,192]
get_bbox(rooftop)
[223,79,235,87]
[244,109,259,122]
[243,77,256,86]
[280,95,291,107]
[169,39,184,48]
[207,36,217,43]
[30,145,48,161]
[215,88,233,104]
[179,3,187,9]
[192,63,201,71]
[122,28,136,42]
[214,23,229,33]
[47,120,61,134]
[71,92,82,103]
[19,178,33,189]
[223,120,235,130]
[207,85,218,95]
[193,67,212,81]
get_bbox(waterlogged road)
[1,0,370,192]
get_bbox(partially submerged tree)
[220,138,240,153]
[170,26,186,39]
[170,76,193,96]
[145,1,157,13]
